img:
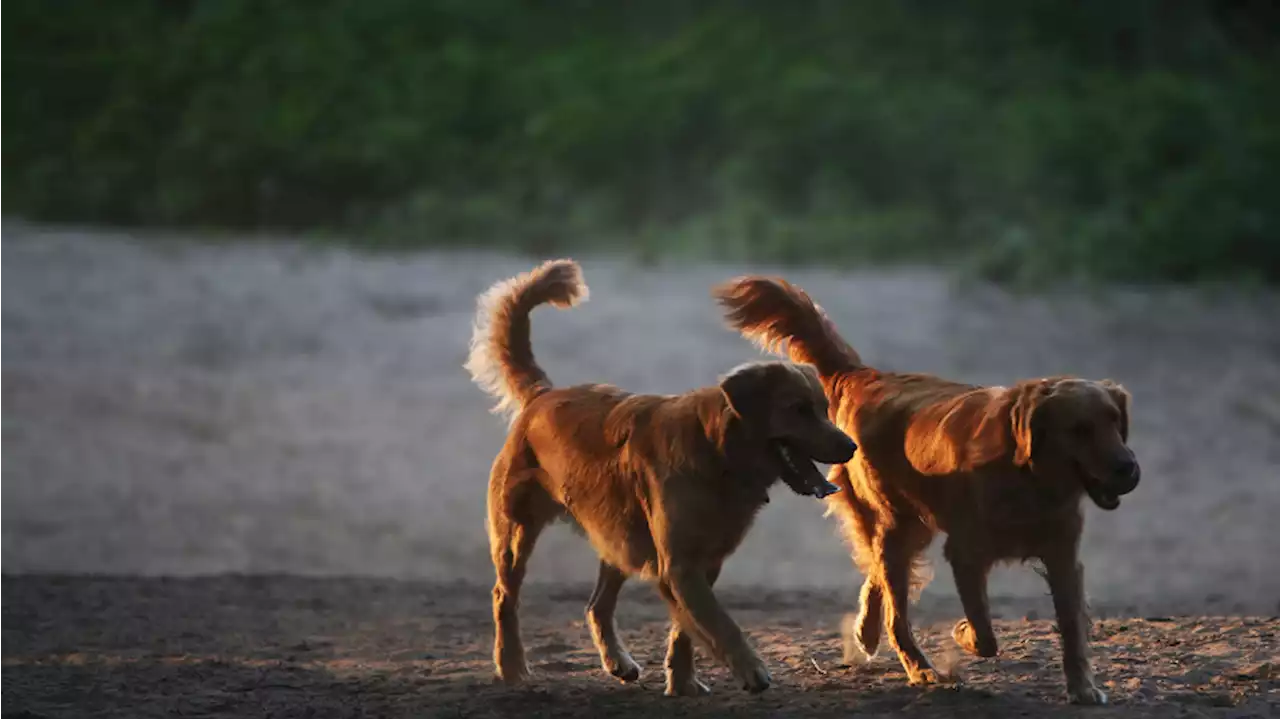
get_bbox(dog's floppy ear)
[790,362,825,397]
[720,362,774,426]
[1101,379,1131,441]
[1009,380,1053,467]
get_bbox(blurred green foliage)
[5,0,1279,282]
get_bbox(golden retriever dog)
[466,260,857,696]
[714,277,1140,705]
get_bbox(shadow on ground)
[3,576,1275,718]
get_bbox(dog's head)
[720,361,857,498]
[1010,378,1139,510]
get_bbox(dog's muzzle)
[1082,456,1140,511]
[774,434,856,499]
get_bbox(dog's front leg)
[664,620,712,697]
[1041,546,1106,705]
[658,568,770,693]
[947,549,998,658]
[662,566,720,696]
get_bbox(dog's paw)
[736,659,772,693]
[605,652,641,683]
[664,676,711,697]
[841,612,882,666]
[494,661,531,685]
[495,639,530,685]
[1068,684,1108,705]
[907,667,941,686]
[952,619,998,658]
[843,643,874,668]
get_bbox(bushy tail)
[466,259,588,419]
[713,276,861,378]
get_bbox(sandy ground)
[3,576,1277,718]
[2,222,1279,715]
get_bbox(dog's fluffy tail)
[466,259,588,419]
[713,276,861,378]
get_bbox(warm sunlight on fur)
[715,276,1140,705]
[466,259,588,421]
[467,261,857,697]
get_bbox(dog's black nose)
[1112,458,1140,492]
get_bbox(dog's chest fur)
[690,469,775,559]
[964,474,1086,559]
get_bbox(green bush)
[5,0,1279,283]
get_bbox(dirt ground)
[2,222,1280,716]
[3,576,1277,718]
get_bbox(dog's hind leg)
[848,578,884,663]
[880,519,939,685]
[827,466,884,661]
[488,464,556,685]
[945,539,998,658]
[586,560,641,682]
[663,565,720,697]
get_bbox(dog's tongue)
[807,467,841,498]
[810,478,841,498]
[783,458,840,499]
[800,455,841,498]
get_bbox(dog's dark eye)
[1071,421,1093,437]
[790,400,811,415]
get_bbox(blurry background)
[4,1,1279,613]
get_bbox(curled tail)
[713,276,861,378]
[466,259,588,419]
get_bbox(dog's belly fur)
[547,469,766,580]
[558,501,662,579]
[851,456,1084,562]
[954,499,1084,564]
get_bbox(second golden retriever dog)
[715,277,1140,705]
[466,260,857,696]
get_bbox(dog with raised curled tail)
[466,260,857,696]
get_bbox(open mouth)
[1077,463,1121,511]
[773,440,841,499]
